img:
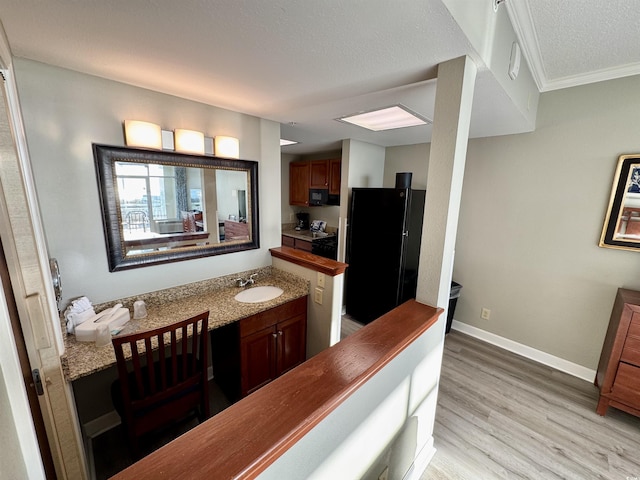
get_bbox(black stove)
[311,236,337,260]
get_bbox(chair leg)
[124,422,141,460]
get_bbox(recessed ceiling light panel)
[280,139,298,146]
[336,105,431,132]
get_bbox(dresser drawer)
[628,315,640,338]
[611,362,640,407]
[621,335,640,366]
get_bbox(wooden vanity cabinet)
[596,288,640,418]
[211,296,307,401]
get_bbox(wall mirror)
[93,144,259,271]
[600,154,640,251]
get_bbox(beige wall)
[385,74,640,370]
[383,144,429,189]
[14,59,281,307]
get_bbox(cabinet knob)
[278,330,283,336]
[272,333,278,338]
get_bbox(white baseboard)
[83,366,217,440]
[450,320,596,382]
[83,410,121,439]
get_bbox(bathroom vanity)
[211,295,307,400]
[61,267,309,382]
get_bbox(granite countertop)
[281,228,336,242]
[61,266,309,382]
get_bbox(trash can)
[446,281,462,334]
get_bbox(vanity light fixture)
[124,120,162,149]
[214,136,240,159]
[336,105,431,132]
[174,128,205,155]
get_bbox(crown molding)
[542,63,640,92]
[507,0,640,93]
[506,0,546,92]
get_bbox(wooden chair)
[111,311,210,457]
[125,210,149,232]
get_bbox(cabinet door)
[309,160,329,188]
[276,314,307,376]
[329,158,341,195]
[294,239,313,252]
[289,161,310,206]
[241,326,277,396]
[282,235,295,248]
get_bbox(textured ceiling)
[0,0,637,154]
[508,0,640,91]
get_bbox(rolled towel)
[70,296,92,312]
[66,307,96,334]
[64,296,96,334]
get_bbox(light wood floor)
[98,321,640,479]
[422,331,640,480]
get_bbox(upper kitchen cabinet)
[329,158,341,196]
[290,161,310,206]
[289,158,341,206]
[310,160,329,188]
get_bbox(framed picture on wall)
[600,154,640,251]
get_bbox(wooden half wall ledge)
[112,299,443,480]
[269,246,348,276]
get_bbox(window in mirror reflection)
[114,161,252,256]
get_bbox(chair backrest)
[111,311,210,437]
[181,210,196,232]
[126,210,149,232]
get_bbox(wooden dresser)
[595,288,640,417]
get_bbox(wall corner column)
[417,55,477,309]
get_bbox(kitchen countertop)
[281,228,336,242]
[61,266,309,381]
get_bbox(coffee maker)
[295,212,310,231]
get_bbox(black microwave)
[309,189,328,206]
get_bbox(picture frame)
[599,154,640,251]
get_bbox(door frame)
[0,56,88,478]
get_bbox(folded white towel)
[64,296,95,334]
[66,308,96,334]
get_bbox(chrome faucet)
[235,273,258,287]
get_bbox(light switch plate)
[314,287,323,305]
[317,271,325,288]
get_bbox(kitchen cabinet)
[310,160,329,188]
[211,296,307,400]
[329,158,341,196]
[289,161,310,206]
[596,288,640,418]
[289,158,341,205]
[281,235,312,252]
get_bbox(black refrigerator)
[345,187,426,324]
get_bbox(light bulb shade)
[124,120,162,149]
[174,129,205,154]
[214,136,240,159]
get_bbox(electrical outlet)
[317,271,325,288]
[314,287,323,305]
[481,308,491,320]
[378,466,389,480]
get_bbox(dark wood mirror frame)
[93,144,259,271]
[600,154,640,251]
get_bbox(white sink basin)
[234,285,284,303]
